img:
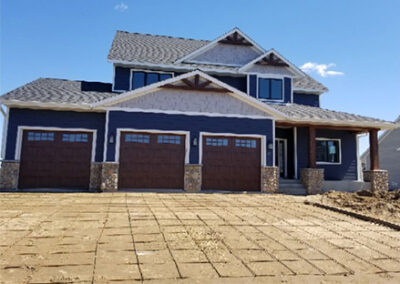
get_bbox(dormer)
[239,50,304,104]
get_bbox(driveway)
[0,192,399,283]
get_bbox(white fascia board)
[279,118,400,131]
[239,49,304,77]
[0,100,101,112]
[92,70,287,120]
[174,27,265,64]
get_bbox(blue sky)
[1,0,399,153]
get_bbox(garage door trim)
[115,128,190,163]
[199,131,267,166]
[15,126,97,162]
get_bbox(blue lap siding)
[106,111,274,165]
[297,128,358,180]
[5,108,106,162]
[293,93,320,107]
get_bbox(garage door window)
[235,139,257,148]
[62,133,88,143]
[28,132,54,141]
[206,137,228,146]
[125,134,150,143]
[158,135,181,144]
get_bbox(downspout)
[0,104,9,161]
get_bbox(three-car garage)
[15,128,266,191]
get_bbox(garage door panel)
[119,132,185,189]
[19,130,92,189]
[202,136,261,191]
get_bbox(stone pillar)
[100,162,119,191]
[300,168,324,195]
[363,170,388,192]
[89,162,102,190]
[0,160,20,190]
[261,166,279,193]
[184,164,202,192]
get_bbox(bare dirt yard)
[0,192,399,283]
[309,190,400,226]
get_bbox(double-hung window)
[131,70,173,90]
[316,139,341,164]
[258,78,283,100]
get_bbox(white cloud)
[300,62,344,77]
[114,2,128,12]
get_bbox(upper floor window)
[258,78,283,100]
[131,70,173,90]
[316,138,341,164]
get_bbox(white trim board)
[115,128,190,164]
[315,137,342,165]
[104,107,273,120]
[15,126,98,163]
[198,131,267,167]
[1,105,9,160]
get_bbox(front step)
[278,179,306,195]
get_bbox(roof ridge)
[116,30,210,42]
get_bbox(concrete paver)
[0,192,399,283]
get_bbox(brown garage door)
[19,130,93,189]
[202,135,261,191]
[118,132,185,189]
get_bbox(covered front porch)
[274,121,387,194]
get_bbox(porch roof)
[268,103,398,130]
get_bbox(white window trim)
[15,126,97,162]
[129,69,174,91]
[254,74,285,103]
[316,137,342,165]
[275,138,288,178]
[199,132,267,166]
[115,128,190,164]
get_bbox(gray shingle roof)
[108,31,209,64]
[108,31,327,93]
[267,102,392,126]
[0,78,117,105]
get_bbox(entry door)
[275,139,287,178]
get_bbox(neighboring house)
[0,28,397,192]
[362,115,400,189]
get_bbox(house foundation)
[363,170,389,192]
[301,168,324,195]
[100,162,119,191]
[0,160,20,190]
[184,164,202,192]
[261,166,279,193]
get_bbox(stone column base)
[261,166,279,193]
[363,170,388,192]
[101,162,119,191]
[89,163,103,190]
[184,164,202,192]
[0,160,20,190]
[300,168,324,195]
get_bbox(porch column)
[308,126,316,168]
[363,129,388,192]
[369,129,379,170]
[300,126,324,194]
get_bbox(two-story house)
[0,28,397,193]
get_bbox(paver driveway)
[0,192,399,283]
